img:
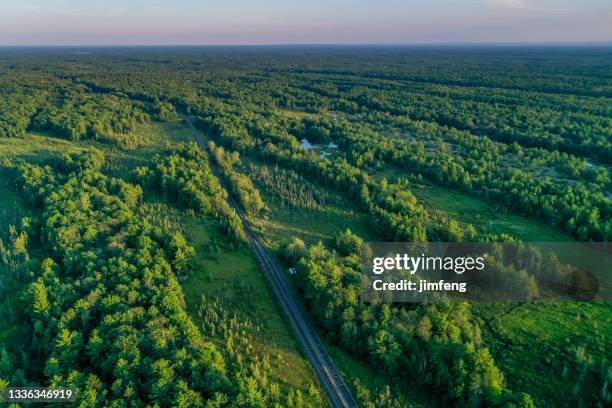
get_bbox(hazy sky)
[0,0,610,45]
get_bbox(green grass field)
[0,132,85,162]
[475,301,611,407]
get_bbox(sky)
[0,0,610,45]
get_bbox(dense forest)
[0,46,610,407]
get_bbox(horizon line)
[1,41,612,48]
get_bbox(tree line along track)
[183,114,359,408]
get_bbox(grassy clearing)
[277,108,318,120]
[0,132,85,162]
[239,158,381,247]
[0,119,190,167]
[373,166,574,242]
[100,119,195,176]
[0,119,193,176]
[255,196,378,247]
[474,302,611,407]
[410,182,572,241]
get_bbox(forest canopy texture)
[0,46,610,408]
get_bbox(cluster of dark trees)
[151,100,179,122]
[12,149,269,406]
[0,94,38,138]
[30,91,149,146]
[294,233,535,407]
[135,143,247,245]
[0,224,34,389]
[0,72,51,138]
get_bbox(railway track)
[184,115,359,408]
